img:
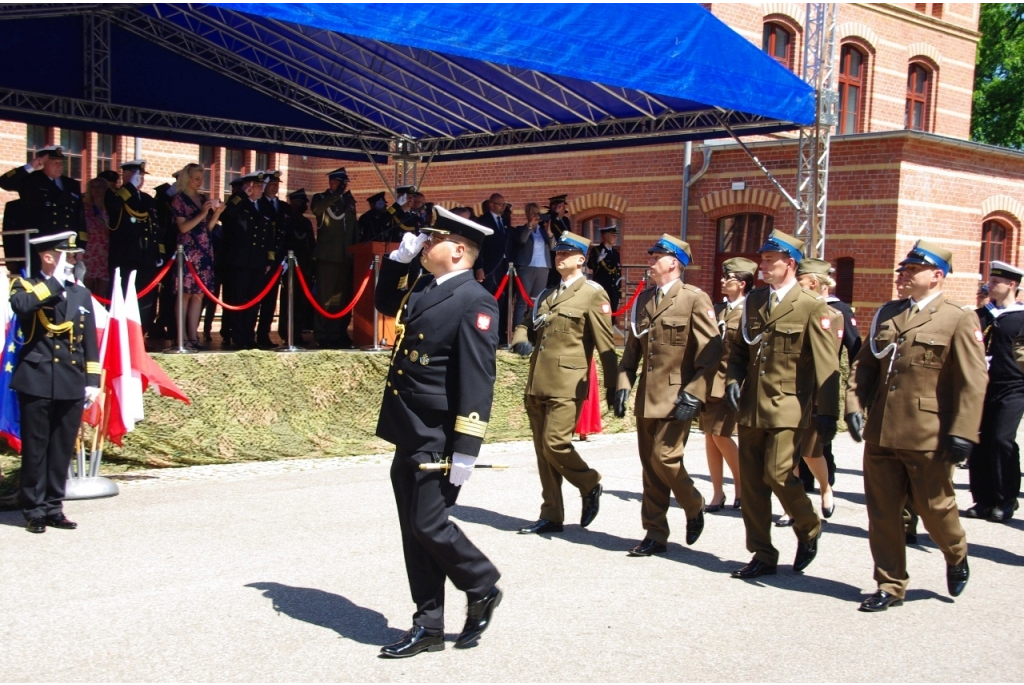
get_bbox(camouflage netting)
[0,350,634,471]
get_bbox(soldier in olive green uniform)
[310,167,357,348]
[725,230,840,579]
[847,240,986,612]
[511,232,618,534]
[616,235,723,556]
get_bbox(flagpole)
[89,369,107,478]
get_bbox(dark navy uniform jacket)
[221,195,276,270]
[105,182,165,269]
[978,305,1024,393]
[0,167,85,246]
[374,257,499,457]
[9,275,100,400]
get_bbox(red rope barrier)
[186,260,284,311]
[92,254,177,306]
[295,263,372,320]
[612,279,647,317]
[492,272,509,301]
[513,274,533,308]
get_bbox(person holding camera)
[473,193,512,341]
[511,202,555,329]
[614,235,722,556]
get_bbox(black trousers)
[390,447,500,630]
[224,267,263,348]
[18,393,83,520]
[970,385,1024,508]
[256,279,281,345]
[512,265,550,330]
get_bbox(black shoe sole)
[859,599,903,612]
[379,642,445,658]
[731,567,777,579]
[627,546,667,557]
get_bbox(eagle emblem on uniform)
[600,303,611,314]
[974,329,984,343]
[476,313,491,331]
[820,317,831,330]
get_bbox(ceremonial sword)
[419,458,510,473]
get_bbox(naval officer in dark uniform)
[256,170,289,348]
[9,231,100,533]
[373,205,503,658]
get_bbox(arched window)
[713,213,774,301]
[581,214,620,244]
[762,22,794,70]
[980,220,1008,280]
[906,63,932,131]
[837,45,865,135]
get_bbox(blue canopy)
[0,3,814,160]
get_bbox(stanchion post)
[166,245,194,354]
[284,251,303,352]
[368,255,382,351]
[23,229,31,276]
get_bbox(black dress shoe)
[45,513,77,529]
[685,508,705,546]
[580,484,602,528]
[793,530,820,573]
[989,500,1018,523]
[518,519,563,535]
[704,495,726,513]
[25,517,46,534]
[947,558,969,597]
[733,498,741,510]
[455,586,502,647]
[859,590,903,612]
[731,558,777,579]
[627,538,667,556]
[774,516,794,527]
[379,626,444,658]
[964,504,994,519]
[905,532,919,545]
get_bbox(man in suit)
[473,192,512,342]
[510,203,554,329]
[847,240,985,611]
[724,230,840,579]
[9,231,100,533]
[0,146,86,276]
[373,206,502,658]
[105,160,164,338]
[277,189,316,346]
[310,168,357,348]
[511,232,618,535]
[586,225,622,313]
[615,234,723,556]
[255,171,289,348]
[970,260,1024,522]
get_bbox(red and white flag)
[82,296,110,428]
[102,269,145,446]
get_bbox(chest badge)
[924,349,934,362]
[409,350,419,363]
[419,354,430,366]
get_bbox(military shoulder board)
[585,280,605,291]
[117,186,131,201]
[230,195,241,205]
[3,168,15,178]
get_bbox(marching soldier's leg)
[649,418,704,519]
[989,393,1024,513]
[390,448,446,630]
[737,425,779,566]
[905,449,967,568]
[526,395,564,522]
[44,398,83,516]
[863,443,912,599]
[17,393,50,521]
[969,402,1001,511]
[637,416,672,544]
[540,396,601,496]
[767,428,820,543]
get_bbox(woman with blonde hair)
[171,163,224,349]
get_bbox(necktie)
[655,289,663,307]
[768,292,779,313]
[907,303,919,322]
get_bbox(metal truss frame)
[83,10,111,102]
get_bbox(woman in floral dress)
[171,163,225,349]
[82,176,111,298]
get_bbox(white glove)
[156,259,164,268]
[396,193,408,206]
[53,251,70,286]
[449,452,476,487]
[389,232,430,264]
[84,386,101,408]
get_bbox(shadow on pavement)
[245,582,405,645]
[0,511,26,528]
[735,571,863,601]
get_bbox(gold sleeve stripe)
[86,361,101,374]
[268,251,276,260]
[117,186,131,201]
[454,412,488,439]
[32,282,51,301]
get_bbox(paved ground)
[2,431,1022,682]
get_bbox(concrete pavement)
[1,432,1022,682]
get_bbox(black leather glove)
[724,383,741,412]
[510,341,533,357]
[816,415,838,444]
[945,436,973,464]
[845,412,864,443]
[671,390,701,423]
[613,389,629,418]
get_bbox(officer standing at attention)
[373,206,502,658]
[105,160,164,336]
[615,234,723,556]
[277,189,316,345]
[220,172,274,349]
[10,232,100,533]
[724,230,840,579]
[586,225,622,313]
[310,168,357,349]
[511,232,618,535]
[969,260,1024,521]
[358,191,399,244]
[0,146,86,275]
[256,171,289,349]
[846,240,986,612]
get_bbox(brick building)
[1,3,1019,325]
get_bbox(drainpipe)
[134,136,142,160]
[680,142,713,242]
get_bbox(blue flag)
[0,308,22,452]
